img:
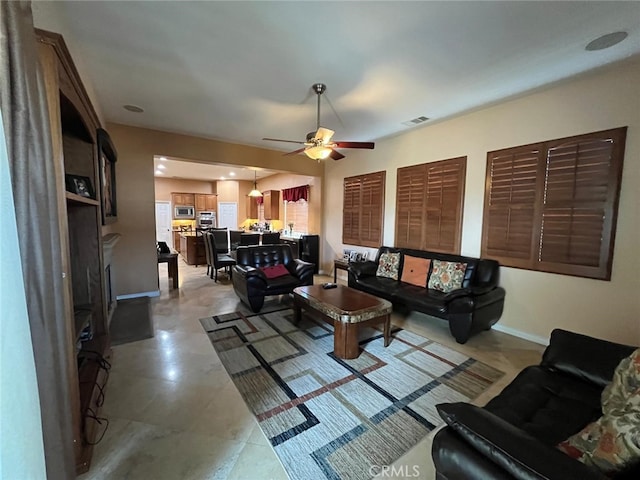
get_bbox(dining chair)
[240,233,260,246]
[211,229,229,254]
[202,232,213,277]
[229,230,243,251]
[261,232,281,245]
[209,233,236,282]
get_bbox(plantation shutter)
[538,130,625,278]
[396,164,426,249]
[342,171,385,247]
[481,127,626,280]
[360,172,385,247]
[342,177,361,245]
[395,157,466,254]
[482,148,542,267]
[424,158,466,253]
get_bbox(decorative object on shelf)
[288,222,294,234]
[248,170,262,197]
[65,174,94,198]
[97,128,117,224]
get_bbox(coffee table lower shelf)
[292,285,392,359]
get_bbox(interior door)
[218,202,238,230]
[155,201,173,247]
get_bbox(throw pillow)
[557,349,640,475]
[427,260,467,293]
[259,264,290,279]
[400,255,431,287]
[376,252,401,280]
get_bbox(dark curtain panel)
[0,2,76,478]
[282,185,309,202]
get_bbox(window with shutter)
[284,200,309,234]
[481,127,626,280]
[342,171,385,247]
[395,157,466,254]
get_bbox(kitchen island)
[179,233,206,266]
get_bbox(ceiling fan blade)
[329,149,345,161]
[314,127,335,144]
[284,147,306,156]
[333,141,375,149]
[263,137,305,145]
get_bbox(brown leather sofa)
[432,329,639,480]
[232,244,315,312]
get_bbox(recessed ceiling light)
[123,104,144,113]
[585,31,628,51]
[229,172,236,176]
[155,170,163,175]
[157,164,166,170]
[158,156,167,161]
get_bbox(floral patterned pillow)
[557,349,640,475]
[376,252,401,280]
[427,260,467,293]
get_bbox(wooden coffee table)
[292,285,392,359]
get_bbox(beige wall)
[324,59,640,345]
[216,180,239,203]
[106,124,323,296]
[154,177,216,201]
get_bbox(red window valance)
[282,185,309,202]
[255,196,263,204]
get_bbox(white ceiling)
[33,1,640,155]
[153,157,278,181]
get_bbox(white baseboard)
[492,323,549,346]
[116,290,160,300]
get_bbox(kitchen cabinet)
[246,195,258,219]
[263,190,280,220]
[281,238,299,258]
[171,193,195,206]
[38,28,109,474]
[195,193,217,212]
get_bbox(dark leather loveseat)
[348,246,505,343]
[232,244,315,312]
[433,329,639,480]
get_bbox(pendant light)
[248,170,263,197]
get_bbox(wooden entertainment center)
[37,29,111,474]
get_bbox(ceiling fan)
[262,83,375,161]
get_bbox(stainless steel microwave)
[174,205,195,219]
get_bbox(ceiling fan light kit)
[262,83,375,161]
[305,145,332,160]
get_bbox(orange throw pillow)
[401,256,431,288]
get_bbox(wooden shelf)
[76,334,111,474]
[74,304,93,342]
[39,28,109,475]
[66,191,99,206]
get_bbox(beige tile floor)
[79,258,545,480]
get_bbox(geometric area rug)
[200,306,504,480]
